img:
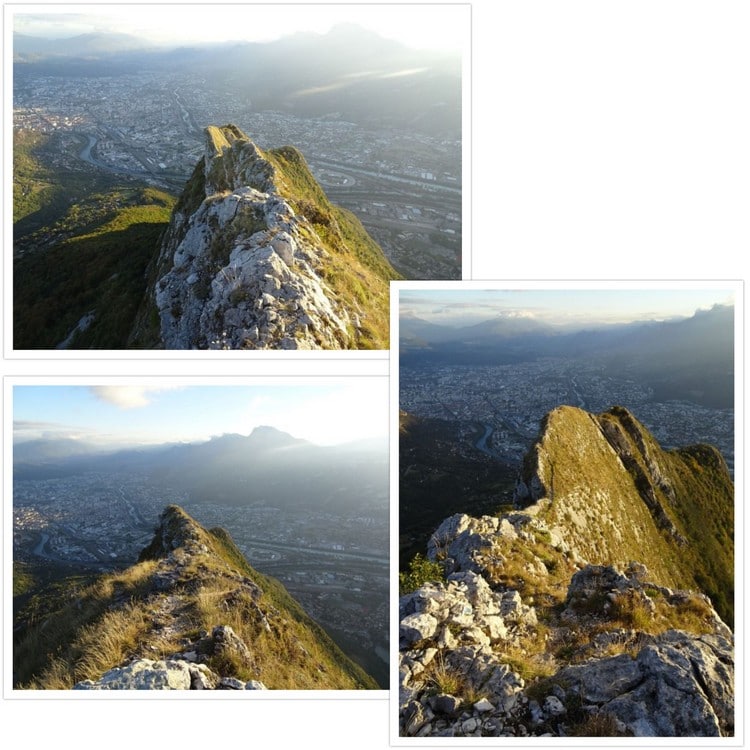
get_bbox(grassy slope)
[207,526,378,689]
[529,405,733,626]
[14,507,377,690]
[14,130,123,240]
[14,187,175,349]
[266,144,400,349]
[13,129,176,349]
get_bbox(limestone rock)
[73,658,219,690]
[148,125,373,350]
[557,631,734,736]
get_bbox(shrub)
[399,553,443,595]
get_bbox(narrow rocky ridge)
[18,505,377,690]
[132,124,395,349]
[399,405,734,737]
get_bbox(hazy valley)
[400,304,734,563]
[13,25,461,287]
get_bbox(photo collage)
[4,2,744,748]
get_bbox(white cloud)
[89,386,179,409]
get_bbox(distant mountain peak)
[247,425,306,448]
[130,124,396,350]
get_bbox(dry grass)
[422,650,465,696]
[15,560,159,688]
[568,711,631,737]
[16,513,377,690]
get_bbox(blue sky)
[13,381,388,448]
[399,288,736,328]
[12,5,467,52]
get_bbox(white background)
[3,0,749,747]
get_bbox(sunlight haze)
[13,4,468,52]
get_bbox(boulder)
[73,658,219,690]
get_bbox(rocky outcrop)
[138,124,395,350]
[73,622,270,691]
[554,631,733,736]
[399,555,734,737]
[399,406,734,737]
[74,655,268,690]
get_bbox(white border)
[5,374,390,699]
[389,279,743,746]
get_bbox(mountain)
[14,26,461,136]
[14,505,377,689]
[129,124,398,349]
[400,313,557,347]
[14,427,389,516]
[13,32,157,60]
[401,305,734,407]
[399,405,734,736]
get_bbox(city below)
[14,67,461,279]
[401,357,734,476]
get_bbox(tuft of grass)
[14,559,158,688]
[567,711,631,737]
[422,650,464,697]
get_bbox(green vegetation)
[14,123,177,350]
[204,524,378,689]
[266,144,399,349]
[522,406,733,627]
[14,130,56,224]
[14,187,175,349]
[481,532,575,613]
[14,560,159,687]
[14,129,123,240]
[13,562,35,597]
[399,553,444,595]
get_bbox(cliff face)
[15,505,378,690]
[130,124,397,350]
[399,405,734,737]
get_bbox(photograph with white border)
[391,279,741,742]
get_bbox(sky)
[399,287,737,329]
[12,380,388,448]
[12,4,468,52]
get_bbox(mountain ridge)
[129,123,397,349]
[15,505,378,689]
[398,404,734,736]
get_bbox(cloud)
[14,419,67,432]
[14,419,93,444]
[89,386,180,409]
